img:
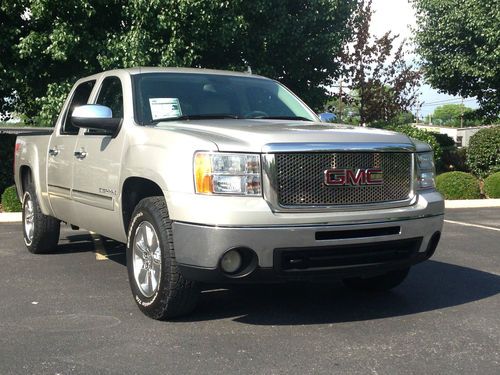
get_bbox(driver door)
[70,76,125,239]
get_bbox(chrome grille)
[274,152,413,207]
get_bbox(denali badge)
[324,168,383,186]
[99,188,117,196]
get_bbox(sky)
[370,0,478,118]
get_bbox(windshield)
[132,72,318,124]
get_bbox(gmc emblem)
[324,168,383,186]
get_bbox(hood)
[154,120,415,152]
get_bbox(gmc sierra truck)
[14,68,444,320]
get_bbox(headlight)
[416,152,436,189]
[194,152,262,195]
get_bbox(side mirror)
[71,104,121,134]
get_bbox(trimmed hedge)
[386,125,442,159]
[1,185,21,212]
[436,172,481,200]
[0,134,16,197]
[441,147,469,173]
[466,127,500,178]
[432,133,455,149]
[484,172,500,199]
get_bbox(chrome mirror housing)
[71,104,121,134]
[72,104,113,119]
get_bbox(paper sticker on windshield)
[149,98,182,120]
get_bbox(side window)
[96,76,123,118]
[62,80,95,135]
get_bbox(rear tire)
[126,197,199,320]
[342,268,410,292]
[22,182,60,254]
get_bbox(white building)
[413,124,487,147]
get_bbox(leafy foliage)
[466,127,500,178]
[1,185,22,212]
[413,0,500,120]
[338,0,421,125]
[484,172,500,198]
[0,135,16,197]
[0,0,357,123]
[441,147,469,173]
[432,133,455,149]
[436,172,481,200]
[0,1,26,121]
[430,104,477,127]
[1,0,124,125]
[386,125,442,159]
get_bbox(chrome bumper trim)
[172,214,444,269]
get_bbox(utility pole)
[416,102,422,124]
[460,97,464,128]
[338,80,343,122]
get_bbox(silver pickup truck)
[14,67,444,320]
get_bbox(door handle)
[74,150,87,159]
[48,148,59,156]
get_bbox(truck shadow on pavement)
[182,260,500,325]
[55,232,499,326]
[46,233,103,254]
[54,232,127,263]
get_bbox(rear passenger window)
[96,77,123,118]
[62,80,96,135]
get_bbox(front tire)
[126,197,199,320]
[342,268,410,292]
[22,183,60,254]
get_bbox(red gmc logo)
[324,168,383,186]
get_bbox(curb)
[0,212,22,223]
[445,199,500,209]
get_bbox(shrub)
[1,185,22,212]
[0,134,17,197]
[386,125,442,159]
[436,172,481,200]
[466,127,500,178]
[432,133,455,149]
[484,172,500,198]
[441,147,469,173]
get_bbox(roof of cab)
[99,67,269,80]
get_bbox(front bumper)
[172,213,444,283]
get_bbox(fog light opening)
[219,247,258,277]
[220,250,243,274]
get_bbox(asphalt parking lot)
[0,208,499,375]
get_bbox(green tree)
[0,0,357,125]
[1,0,123,124]
[431,104,475,127]
[393,111,416,125]
[323,90,361,125]
[0,0,28,121]
[339,0,421,126]
[413,0,500,120]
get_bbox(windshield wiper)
[250,116,313,122]
[152,114,240,123]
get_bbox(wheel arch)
[19,165,32,195]
[122,176,165,234]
